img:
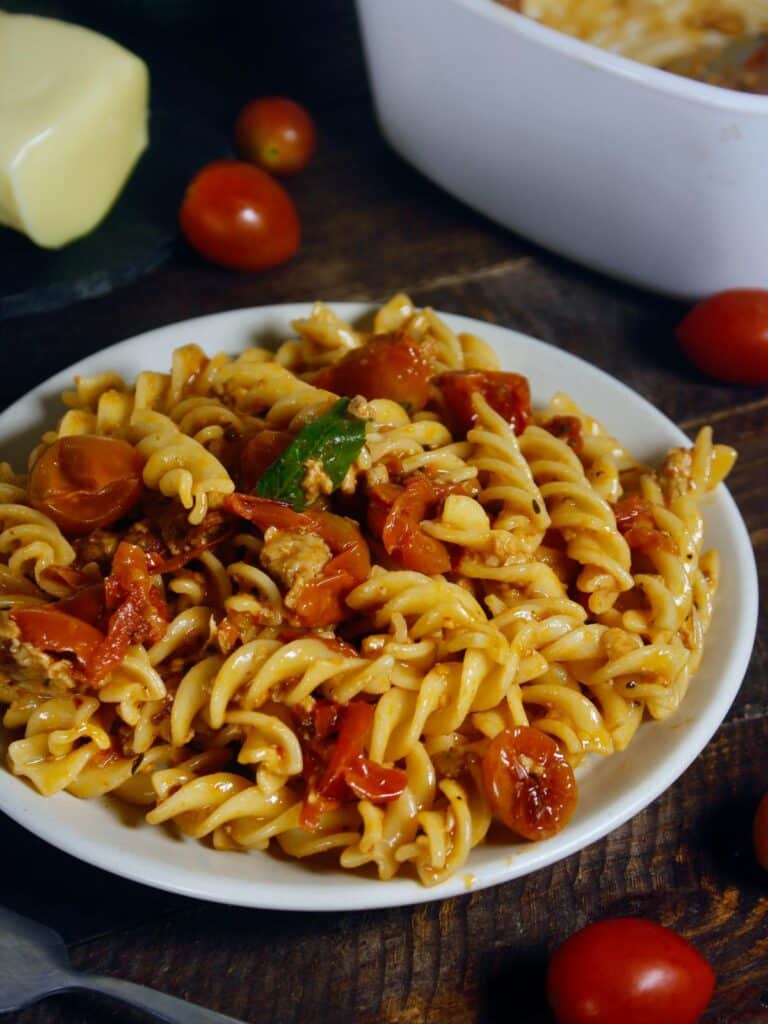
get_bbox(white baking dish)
[355,0,768,299]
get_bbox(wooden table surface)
[1,3,766,1022]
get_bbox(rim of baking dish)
[447,0,768,113]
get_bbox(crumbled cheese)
[259,528,331,609]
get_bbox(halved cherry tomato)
[754,791,768,871]
[299,700,407,829]
[547,918,715,1024]
[318,700,374,799]
[481,726,577,841]
[238,430,293,491]
[179,160,300,272]
[54,583,108,631]
[10,606,104,670]
[543,415,583,453]
[234,97,317,176]
[29,436,144,537]
[225,493,370,627]
[434,370,532,436]
[88,542,168,682]
[613,495,677,555]
[344,757,408,802]
[367,475,451,574]
[676,288,768,383]
[311,331,434,411]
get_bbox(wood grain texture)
[1,1,767,1023]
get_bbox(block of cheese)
[0,11,149,249]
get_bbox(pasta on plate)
[0,296,735,886]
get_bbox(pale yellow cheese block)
[0,11,149,249]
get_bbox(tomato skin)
[234,97,317,176]
[676,289,768,384]
[754,791,768,870]
[547,918,715,1024]
[434,370,532,435]
[179,160,300,272]
[29,436,145,537]
[367,476,452,574]
[311,331,434,411]
[481,726,577,840]
[10,606,105,669]
[225,493,371,627]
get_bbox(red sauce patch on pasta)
[613,495,678,555]
[434,370,532,436]
[542,415,583,453]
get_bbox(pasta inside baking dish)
[0,296,735,885]
[497,0,768,70]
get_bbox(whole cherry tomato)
[676,288,768,384]
[179,160,300,271]
[546,918,715,1024]
[481,726,577,841]
[10,606,104,669]
[310,331,434,411]
[367,476,452,575]
[29,435,144,536]
[754,790,768,870]
[234,97,317,176]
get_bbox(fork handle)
[73,972,250,1024]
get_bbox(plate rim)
[0,302,758,911]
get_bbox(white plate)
[0,304,758,911]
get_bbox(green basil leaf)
[256,398,366,511]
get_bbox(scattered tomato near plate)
[546,917,715,1024]
[234,96,317,176]
[676,289,768,384]
[178,160,300,271]
[754,791,768,871]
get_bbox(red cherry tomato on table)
[676,288,768,384]
[179,160,300,271]
[754,790,768,870]
[546,918,715,1024]
[10,606,104,670]
[234,97,317,176]
[481,726,577,841]
[29,435,145,536]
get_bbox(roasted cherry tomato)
[754,790,768,871]
[367,475,451,574]
[481,726,577,841]
[434,370,532,435]
[179,160,300,272]
[311,331,434,411]
[613,495,677,554]
[547,918,716,1024]
[29,436,144,537]
[298,700,407,829]
[225,494,371,627]
[238,430,294,491]
[234,97,317,176]
[10,606,104,670]
[676,289,768,384]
